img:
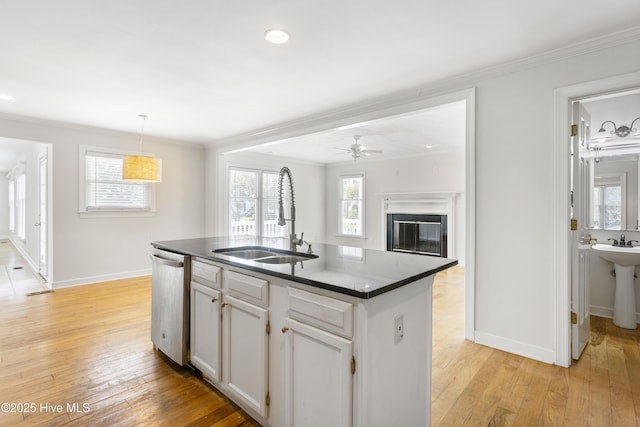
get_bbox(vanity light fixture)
[122,115,162,183]
[264,28,290,44]
[592,117,640,142]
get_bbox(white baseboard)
[590,305,614,319]
[53,269,151,289]
[474,330,556,365]
[590,304,640,324]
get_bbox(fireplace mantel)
[381,192,458,214]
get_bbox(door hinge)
[571,124,578,137]
[570,218,578,231]
[571,311,577,324]
[266,321,271,335]
[266,392,271,407]
[351,356,356,375]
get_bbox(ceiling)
[0,0,638,148]
[238,100,466,164]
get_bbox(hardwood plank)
[0,245,639,426]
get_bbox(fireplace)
[386,214,447,257]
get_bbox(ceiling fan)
[335,135,383,160]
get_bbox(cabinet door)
[283,317,353,427]
[223,295,269,418]
[190,282,221,382]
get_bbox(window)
[8,178,15,232]
[228,167,288,237]
[592,174,625,230]
[338,173,365,237]
[16,173,26,241]
[593,185,622,229]
[79,145,156,217]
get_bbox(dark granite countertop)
[151,236,457,299]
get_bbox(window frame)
[78,145,157,218]
[227,166,289,238]
[8,177,15,232]
[336,172,366,238]
[16,172,26,241]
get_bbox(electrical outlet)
[394,315,404,343]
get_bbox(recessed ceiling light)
[426,144,434,149]
[0,93,15,101]
[264,29,290,44]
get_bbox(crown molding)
[213,26,640,151]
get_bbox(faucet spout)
[277,166,302,251]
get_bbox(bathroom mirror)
[589,152,639,230]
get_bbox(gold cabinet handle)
[221,302,229,308]
[281,327,289,333]
[211,297,218,303]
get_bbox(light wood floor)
[0,265,638,426]
[432,266,640,426]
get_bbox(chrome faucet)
[620,234,626,246]
[277,166,304,251]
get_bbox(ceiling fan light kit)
[335,135,383,160]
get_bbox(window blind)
[85,152,150,210]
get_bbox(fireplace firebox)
[386,214,447,258]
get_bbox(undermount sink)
[213,246,319,264]
[591,243,639,329]
[591,243,640,266]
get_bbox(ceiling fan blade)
[365,149,383,154]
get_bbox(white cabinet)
[189,263,271,419]
[223,295,269,417]
[184,257,434,427]
[283,287,354,427]
[222,270,270,418]
[190,282,221,381]
[283,317,353,427]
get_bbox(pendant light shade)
[122,155,162,182]
[123,114,162,182]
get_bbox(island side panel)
[355,276,433,427]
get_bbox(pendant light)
[122,114,162,182]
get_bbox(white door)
[571,101,592,360]
[283,317,353,427]
[37,153,48,279]
[223,295,269,418]
[190,282,221,382]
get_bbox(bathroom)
[579,88,640,328]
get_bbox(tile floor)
[0,240,48,297]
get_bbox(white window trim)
[78,145,157,218]
[336,172,366,239]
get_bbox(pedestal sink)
[592,243,639,329]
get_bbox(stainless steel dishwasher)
[150,247,190,365]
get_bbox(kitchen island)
[151,237,457,427]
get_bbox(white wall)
[218,152,326,242]
[206,35,640,364]
[470,39,640,362]
[0,115,206,287]
[324,151,465,264]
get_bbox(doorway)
[0,138,53,286]
[555,71,640,367]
